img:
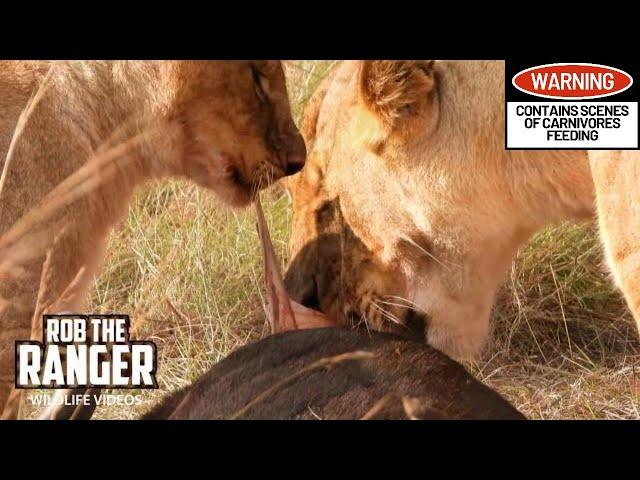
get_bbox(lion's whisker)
[377,299,418,311]
[399,234,454,271]
[382,295,428,313]
[371,301,402,325]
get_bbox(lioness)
[0,60,305,417]
[285,60,638,361]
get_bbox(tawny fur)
[0,60,304,417]
[285,60,637,361]
[589,151,640,321]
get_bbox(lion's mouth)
[229,165,257,197]
[221,160,269,207]
[345,299,428,343]
[299,282,429,342]
[228,158,288,204]
[223,149,302,205]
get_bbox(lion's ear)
[359,60,436,125]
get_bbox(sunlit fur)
[0,60,304,417]
[285,61,640,363]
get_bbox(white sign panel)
[506,101,638,149]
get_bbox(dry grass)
[19,61,640,419]
[87,61,336,419]
[475,223,640,419]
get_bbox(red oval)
[512,63,633,99]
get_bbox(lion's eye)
[251,67,268,104]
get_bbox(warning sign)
[506,63,639,149]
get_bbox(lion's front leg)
[0,258,41,417]
[590,150,640,329]
[0,226,107,419]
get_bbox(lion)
[0,60,305,417]
[285,60,638,362]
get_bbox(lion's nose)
[285,159,304,176]
[299,277,320,310]
[283,134,306,176]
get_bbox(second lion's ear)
[359,60,436,126]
